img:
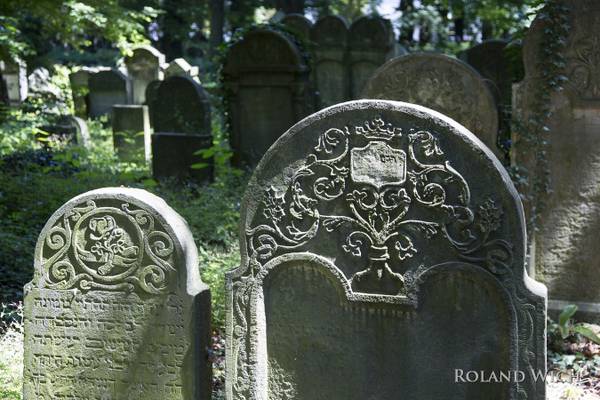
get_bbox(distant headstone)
[28,67,62,99]
[151,76,213,181]
[281,14,313,41]
[0,57,28,105]
[112,105,152,163]
[69,67,101,118]
[164,58,199,80]
[23,187,211,399]
[88,69,131,118]
[223,28,312,167]
[362,53,500,157]
[513,0,600,320]
[226,100,547,399]
[125,46,165,104]
[311,15,350,107]
[348,16,395,98]
[144,79,161,127]
[39,115,90,148]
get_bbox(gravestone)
[348,16,395,98]
[125,46,165,104]
[362,53,500,158]
[112,105,152,163]
[226,100,546,400]
[0,57,28,105]
[151,76,213,181]
[311,15,350,108]
[28,67,62,99]
[23,187,211,399]
[40,115,90,148]
[513,0,600,320]
[88,69,131,118]
[164,58,199,80]
[223,28,312,167]
[281,14,312,42]
[69,67,101,118]
[145,79,161,127]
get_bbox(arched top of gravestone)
[234,100,540,299]
[153,75,211,135]
[281,13,313,41]
[88,68,129,91]
[362,53,499,156]
[311,15,349,47]
[29,187,205,296]
[223,28,307,75]
[349,15,394,49]
[165,58,199,78]
[124,45,165,71]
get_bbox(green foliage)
[0,303,23,399]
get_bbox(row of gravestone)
[23,100,547,400]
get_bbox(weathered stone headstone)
[348,16,395,98]
[112,105,152,162]
[125,46,165,104]
[362,53,500,157]
[151,76,213,181]
[164,58,199,80]
[28,67,62,99]
[223,28,312,167]
[226,100,547,399]
[310,15,350,108]
[40,115,90,148]
[0,57,28,105]
[23,187,211,399]
[513,0,600,320]
[88,69,131,118]
[281,14,313,42]
[144,79,161,127]
[69,67,101,118]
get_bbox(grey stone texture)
[281,14,313,42]
[310,15,350,108]
[223,28,312,167]
[23,187,211,399]
[164,58,199,80]
[348,16,395,98]
[69,67,103,118]
[226,100,547,400]
[40,115,90,148]
[88,69,132,118]
[125,45,165,104]
[362,53,500,158]
[150,76,213,181]
[513,0,600,319]
[112,105,152,163]
[0,57,28,105]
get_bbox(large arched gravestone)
[362,53,500,158]
[281,14,312,42]
[125,45,165,105]
[23,188,211,399]
[311,15,350,108]
[223,28,313,167]
[226,100,546,400]
[88,68,131,118]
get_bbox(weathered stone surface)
[69,67,103,118]
[23,187,211,399]
[281,14,312,41]
[28,67,62,99]
[88,69,131,118]
[40,115,90,148]
[223,28,312,167]
[513,0,600,319]
[0,57,28,105]
[112,105,152,163]
[310,15,350,108]
[348,16,395,98]
[164,58,199,80]
[150,76,212,181]
[226,100,546,399]
[362,53,500,157]
[125,46,165,104]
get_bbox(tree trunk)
[210,0,224,54]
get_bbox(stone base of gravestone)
[151,132,213,182]
[112,105,151,163]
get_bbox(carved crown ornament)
[244,118,513,297]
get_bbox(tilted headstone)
[23,187,211,399]
[281,14,313,42]
[348,16,395,98]
[513,0,600,320]
[0,57,28,105]
[151,76,213,181]
[88,69,131,118]
[226,100,546,399]
[39,115,90,148]
[362,53,500,158]
[28,67,62,99]
[125,46,165,104]
[310,15,350,108]
[223,28,312,167]
[112,105,152,163]
[164,58,199,80]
